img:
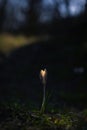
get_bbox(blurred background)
[0,0,87,107]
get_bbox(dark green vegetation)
[0,102,87,130]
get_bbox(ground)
[0,102,87,130]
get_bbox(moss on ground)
[0,102,87,130]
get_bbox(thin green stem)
[40,83,46,114]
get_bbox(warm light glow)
[40,69,47,78]
[40,69,47,84]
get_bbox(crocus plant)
[40,69,47,114]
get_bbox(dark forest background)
[0,0,87,107]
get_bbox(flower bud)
[40,69,47,84]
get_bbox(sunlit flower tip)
[40,69,47,79]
